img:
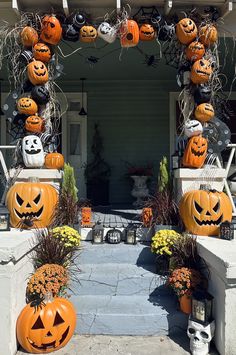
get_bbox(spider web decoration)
[163,39,184,69]
[133,6,161,25]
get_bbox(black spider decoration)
[86,56,99,67]
[143,54,160,68]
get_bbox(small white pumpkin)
[98,22,117,43]
[184,119,203,138]
[22,135,45,168]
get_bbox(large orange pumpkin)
[79,25,97,43]
[27,60,49,85]
[17,97,38,115]
[182,136,208,168]
[40,15,62,45]
[176,18,197,45]
[194,103,214,122]
[120,20,139,48]
[185,41,205,62]
[16,294,76,354]
[199,25,218,47]
[179,189,232,236]
[25,115,44,133]
[6,178,58,229]
[139,24,156,41]
[191,59,212,85]
[45,152,64,169]
[21,26,39,48]
[33,42,51,63]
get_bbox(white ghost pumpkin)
[22,135,45,168]
[184,119,203,138]
[98,22,117,43]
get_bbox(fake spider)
[16,216,36,231]
[86,56,99,67]
[143,54,159,67]
[29,298,46,312]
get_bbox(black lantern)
[191,290,213,325]
[125,224,137,245]
[220,220,234,240]
[0,205,10,231]
[106,228,122,244]
[92,221,104,244]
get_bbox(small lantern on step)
[106,228,122,244]
[92,221,104,244]
[81,207,92,227]
[191,290,213,325]
[0,205,10,231]
[220,220,234,240]
[125,224,137,245]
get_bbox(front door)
[62,93,87,198]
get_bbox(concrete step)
[79,241,156,265]
[72,294,188,336]
[72,263,170,296]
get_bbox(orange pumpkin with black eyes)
[199,25,218,47]
[25,116,44,133]
[176,18,197,45]
[80,25,97,43]
[185,41,205,62]
[182,136,208,168]
[16,294,76,354]
[191,59,212,84]
[27,60,49,85]
[45,152,64,169]
[194,103,214,122]
[17,98,38,115]
[139,24,156,41]
[40,15,62,45]
[179,189,232,236]
[120,20,139,47]
[33,43,51,63]
[21,26,39,48]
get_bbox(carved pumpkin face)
[139,24,156,41]
[194,103,214,122]
[80,25,97,43]
[176,18,197,45]
[22,135,45,168]
[17,97,38,115]
[182,136,208,169]
[21,26,39,48]
[16,297,76,353]
[179,189,232,236]
[40,15,62,45]
[31,85,50,105]
[142,207,153,227]
[27,60,49,86]
[45,152,64,169]
[185,41,205,62]
[25,115,44,133]
[191,59,212,85]
[81,207,92,226]
[33,43,51,63]
[199,25,218,47]
[97,22,117,43]
[184,119,203,138]
[6,179,58,228]
[120,20,139,48]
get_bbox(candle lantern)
[191,290,213,325]
[125,224,137,245]
[0,205,10,231]
[106,228,122,244]
[220,220,234,240]
[92,221,104,244]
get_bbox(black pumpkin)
[31,85,50,105]
[194,85,212,104]
[62,23,80,42]
[158,22,175,41]
[72,13,86,29]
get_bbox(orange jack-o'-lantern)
[17,97,38,115]
[80,25,97,43]
[199,25,218,47]
[194,103,214,122]
[21,26,39,48]
[27,60,49,85]
[120,20,139,47]
[176,18,197,45]
[190,59,212,85]
[139,24,156,41]
[81,207,92,226]
[40,15,62,45]
[25,115,44,133]
[185,41,205,62]
[142,207,153,227]
[16,294,76,354]
[182,135,208,168]
[6,178,58,229]
[45,152,64,169]
[33,43,51,63]
[179,189,232,236]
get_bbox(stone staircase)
[70,242,188,336]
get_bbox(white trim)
[169,92,180,158]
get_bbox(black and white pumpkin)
[98,22,117,43]
[22,135,45,168]
[106,228,122,244]
[184,119,203,138]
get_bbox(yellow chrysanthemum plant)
[52,225,81,248]
[151,229,182,257]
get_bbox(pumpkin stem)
[28,177,40,183]
[44,292,53,303]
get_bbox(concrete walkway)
[17,334,219,355]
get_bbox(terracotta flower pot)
[179,293,192,314]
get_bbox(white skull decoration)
[184,119,203,138]
[22,135,45,168]
[98,22,117,43]
[187,319,215,355]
